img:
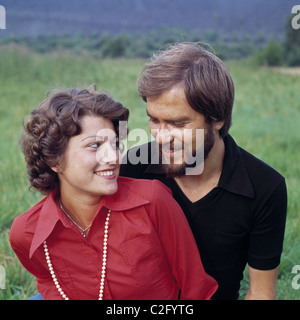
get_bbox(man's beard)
[159,124,215,178]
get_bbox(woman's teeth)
[95,171,114,176]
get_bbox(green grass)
[0,47,299,300]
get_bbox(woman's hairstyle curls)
[20,87,129,195]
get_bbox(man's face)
[146,86,216,177]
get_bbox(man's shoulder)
[222,135,286,199]
[238,145,285,184]
[226,135,284,183]
[236,144,286,204]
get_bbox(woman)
[9,87,217,300]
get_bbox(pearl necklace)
[59,199,92,238]
[43,209,111,300]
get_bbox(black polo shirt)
[120,135,287,300]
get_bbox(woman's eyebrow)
[81,134,118,143]
[81,135,105,142]
[81,135,97,142]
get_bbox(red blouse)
[10,177,217,300]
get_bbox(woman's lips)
[94,170,116,179]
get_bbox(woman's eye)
[112,140,120,148]
[89,141,119,150]
[89,142,100,149]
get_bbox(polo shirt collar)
[218,135,255,198]
[29,178,150,258]
[144,135,255,198]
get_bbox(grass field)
[0,46,299,300]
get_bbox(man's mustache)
[159,141,183,152]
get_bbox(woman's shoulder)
[9,197,46,249]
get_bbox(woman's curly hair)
[20,87,129,195]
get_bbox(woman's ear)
[51,166,60,173]
[49,158,64,174]
[51,166,62,174]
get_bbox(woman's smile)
[57,115,120,199]
[94,169,117,179]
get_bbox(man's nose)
[152,127,174,145]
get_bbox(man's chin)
[160,157,205,177]
[160,163,188,178]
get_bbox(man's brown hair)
[137,42,235,138]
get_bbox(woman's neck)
[58,189,102,230]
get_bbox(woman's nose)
[96,143,119,165]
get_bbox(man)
[120,42,287,300]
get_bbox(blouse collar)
[29,177,149,258]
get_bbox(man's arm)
[246,178,287,300]
[245,266,279,300]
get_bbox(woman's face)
[55,115,120,200]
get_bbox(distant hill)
[0,0,296,40]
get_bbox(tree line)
[1,15,299,66]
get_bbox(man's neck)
[174,136,225,202]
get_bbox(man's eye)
[173,122,186,128]
[149,117,159,123]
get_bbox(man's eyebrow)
[167,116,190,123]
[146,110,190,123]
